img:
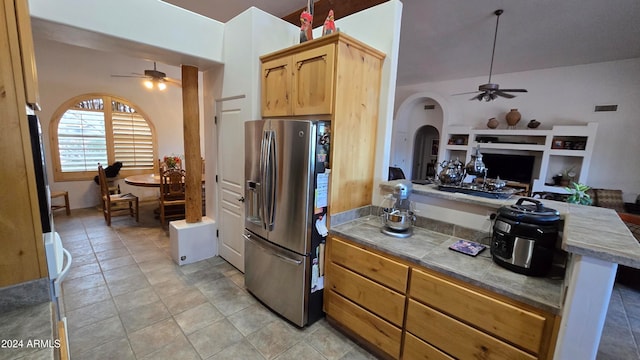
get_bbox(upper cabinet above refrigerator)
[259,33,386,216]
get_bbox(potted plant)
[565,182,593,205]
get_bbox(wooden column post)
[181,65,202,223]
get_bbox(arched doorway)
[411,125,439,180]
[390,92,447,180]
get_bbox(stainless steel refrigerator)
[244,119,330,327]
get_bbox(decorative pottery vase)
[527,119,541,129]
[505,109,521,129]
[487,117,499,129]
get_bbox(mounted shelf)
[440,123,598,195]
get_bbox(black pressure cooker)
[491,198,560,276]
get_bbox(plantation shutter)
[57,109,108,172]
[111,102,154,170]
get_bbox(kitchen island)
[325,181,640,360]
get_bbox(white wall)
[34,39,206,208]
[393,59,640,202]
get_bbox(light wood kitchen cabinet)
[0,0,47,287]
[261,43,335,116]
[406,268,560,360]
[260,33,385,215]
[325,237,560,360]
[325,236,408,359]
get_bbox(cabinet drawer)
[406,299,536,360]
[325,290,402,359]
[326,262,405,326]
[403,332,454,360]
[329,237,408,293]
[410,268,546,354]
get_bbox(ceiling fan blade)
[499,89,528,93]
[111,74,147,79]
[453,91,481,96]
[164,77,182,87]
[494,91,515,99]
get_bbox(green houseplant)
[565,182,593,205]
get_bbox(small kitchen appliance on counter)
[380,181,416,238]
[491,198,560,276]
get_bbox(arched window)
[50,94,157,181]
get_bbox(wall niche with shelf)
[440,123,597,194]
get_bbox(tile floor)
[54,202,640,359]
[56,202,376,360]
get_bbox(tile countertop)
[330,216,564,314]
[382,181,640,269]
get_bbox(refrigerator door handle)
[260,131,269,230]
[267,130,277,229]
[243,233,303,265]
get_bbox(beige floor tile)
[69,253,98,269]
[174,302,224,334]
[274,342,327,360]
[162,287,208,315]
[68,316,126,356]
[128,318,184,358]
[113,287,160,313]
[246,320,308,360]
[107,273,151,297]
[98,254,136,271]
[188,318,244,359]
[95,247,131,263]
[63,284,111,312]
[102,264,144,283]
[227,304,279,336]
[66,298,118,331]
[153,276,194,299]
[208,339,267,360]
[144,266,185,285]
[307,323,354,360]
[91,239,126,253]
[119,300,171,333]
[210,292,257,316]
[72,337,135,360]
[66,262,102,280]
[63,273,106,295]
[138,335,200,360]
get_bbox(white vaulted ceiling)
[164,0,640,86]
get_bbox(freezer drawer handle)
[243,233,303,266]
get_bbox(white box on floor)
[169,217,217,265]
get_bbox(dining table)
[124,173,205,187]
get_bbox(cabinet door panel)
[410,268,546,354]
[403,332,455,360]
[329,237,408,293]
[261,57,291,116]
[325,290,401,359]
[291,43,335,115]
[406,299,536,360]
[326,262,405,326]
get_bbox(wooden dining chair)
[159,168,187,228]
[98,164,139,226]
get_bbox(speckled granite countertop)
[382,182,640,269]
[330,216,564,314]
[0,302,55,359]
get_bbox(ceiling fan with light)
[111,62,181,90]
[454,9,527,101]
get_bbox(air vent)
[424,105,435,110]
[594,105,618,112]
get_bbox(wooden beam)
[181,65,203,223]
[282,0,388,29]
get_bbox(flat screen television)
[481,153,535,183]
